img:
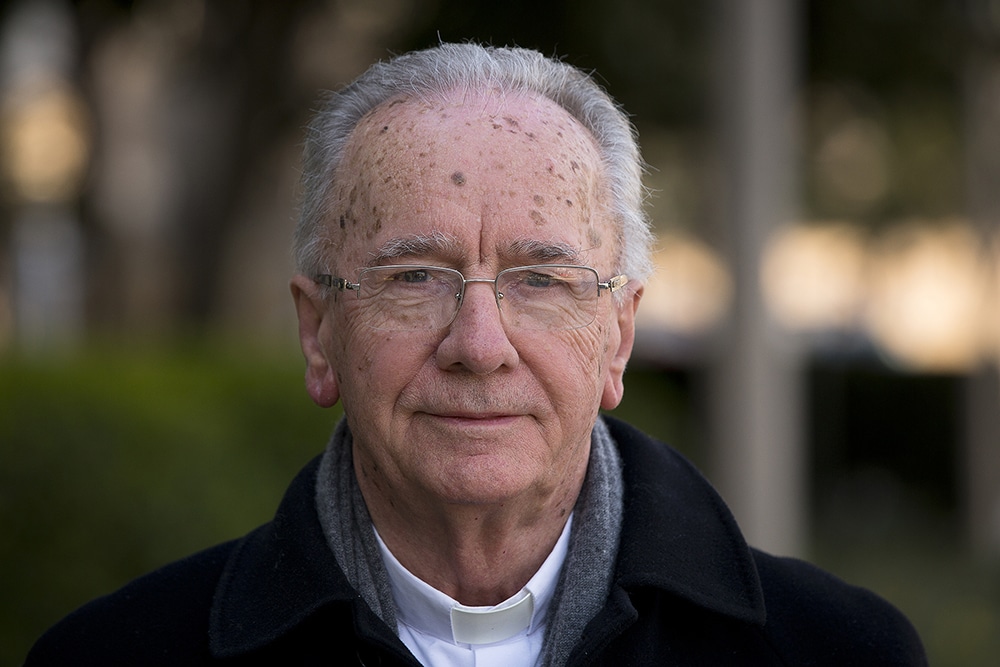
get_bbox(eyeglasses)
[315,264,628,331]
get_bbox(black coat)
[25,418,927,666]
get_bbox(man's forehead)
[356,88,601,159]
[328,87,611,270]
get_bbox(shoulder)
[24,540,236,666]
[23,457,342,666]
[600,416,926,665]
[753,550,927,666]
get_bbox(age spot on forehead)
[530,210,546,226]
[587,226,603,247]
[451,171,466,186]
[365,203,383,239]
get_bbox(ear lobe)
[291,275,341,408]
[600,284,643,411]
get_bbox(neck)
[355,456,586,606]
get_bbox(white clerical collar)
[375,514,573,646]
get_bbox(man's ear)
[290,275,341,408]
[601,284,643,411]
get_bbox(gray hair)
[294,42,654,286]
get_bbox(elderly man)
[27,43,925,666]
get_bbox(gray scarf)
[315,417,624,667]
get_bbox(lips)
[430,411,518,420]
[412,407,533,431]
[399,377,543,423]
[420,412,527,431]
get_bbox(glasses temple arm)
[314,275,360,291]
[598,274,629,294]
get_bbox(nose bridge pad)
[455,278,504,325]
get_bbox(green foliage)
[0,346,338,665]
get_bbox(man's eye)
[523,272,560,288]
[392,270,431,283]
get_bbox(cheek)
[573,323,610,380]
[337,322,435,393]
[529,324,610,399]
[326,306,375,389]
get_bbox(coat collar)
[209,418,766,658]
[208,458,377,658]
[605,416,766,625]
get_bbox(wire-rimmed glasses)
[315,264,628,331]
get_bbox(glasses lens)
[357,266,461,330]
[497,266,599,330]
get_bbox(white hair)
[294,42,653,288]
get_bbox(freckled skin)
[329,89,626,497]
[327,93,607,274]
[292,88,641,604]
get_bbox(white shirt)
[374,515,573,667]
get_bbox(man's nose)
[435,280,518,373]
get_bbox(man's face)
[293,89,640,510]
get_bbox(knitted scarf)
[315,417,624,667]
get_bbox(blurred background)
[1,0,998,664]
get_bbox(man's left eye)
[394,270,431,283]
[523,272,560,288]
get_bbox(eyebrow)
[505,238,582,264]
[367,232,462,265]
[366,233,582,266]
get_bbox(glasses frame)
[314,264,628,331]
